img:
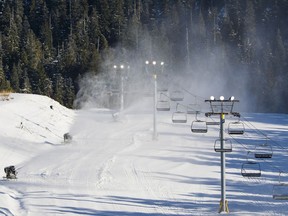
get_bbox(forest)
[0,0,287,112]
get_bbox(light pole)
[145,60,164,140]
[205,96,240,213]
[113,64,129,111]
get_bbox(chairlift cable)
[164,75,206,102]
[224,127,287,176]
[242,116,288,151]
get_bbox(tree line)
[0,0,287,112]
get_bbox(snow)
[0,93,288,215]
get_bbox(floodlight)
[210,96,215,100]
[220,96,225,101]
[152,61,156,65]
[145,61,149,64]
[120,65,124,69]
[113,65,117,69]
[229,96,235,101]
[161,62,164,66]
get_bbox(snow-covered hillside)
[0,93,288,215]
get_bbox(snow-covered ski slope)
[0,93,288,215]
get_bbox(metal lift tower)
[205,96,240,213]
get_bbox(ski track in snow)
[1,94,288,215]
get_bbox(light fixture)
[113,65,117,69]
[145,61,149,64]
[152,61,156,65]
[210,96,215,100]
[161,62,164,66]
[120,65,124,69]
[220,96,225,101]
[229,96,235,101]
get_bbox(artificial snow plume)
[0,93,288,215]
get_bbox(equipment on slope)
[64,133,72,143]
[4,166,17,179]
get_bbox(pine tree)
[110,0,125,45]
[53,73,64,104]
[63,77,75,108]
[20,69,32,93]
[10,63,20,92]
[43,77,53,97]
[0,34,7,91]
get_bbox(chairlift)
[214,139,232,152]
[172,104,187,123]
[206,116,220,126]
[191,120,208,133]
[157,100,170,111]
[191,112,208,133]
[157,92,170,111]
[241,161,261,178]
[273,172,288,200]
[170,90,184,101]
[157,88,168,93]
[254,137,273,159]
[172,111,187,123]
[254,142,273,159]
[228,121,245,135]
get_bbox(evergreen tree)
[53,73,64,104]
[63,77,75,108]
[0,34,8,91]
[20,69,32,93]
[10,63,20,92]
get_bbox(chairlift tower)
[205,96,240,213]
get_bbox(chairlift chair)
[157,100,170,111]
[172,111,187,123]
[191,112,208,133]
[214,139,232,153]
[241,161,261,178]
[254,143,273,159]
[170,90,184,101]
[157,92,170,111]
[273,183,288,200]
[191,120,208,133]
[172,104,187,123]
[228,121,245,135]
[206,116,220,126]
[273,173,288,200]
[157,88,168,92]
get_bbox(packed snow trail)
[1,94,288,215]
